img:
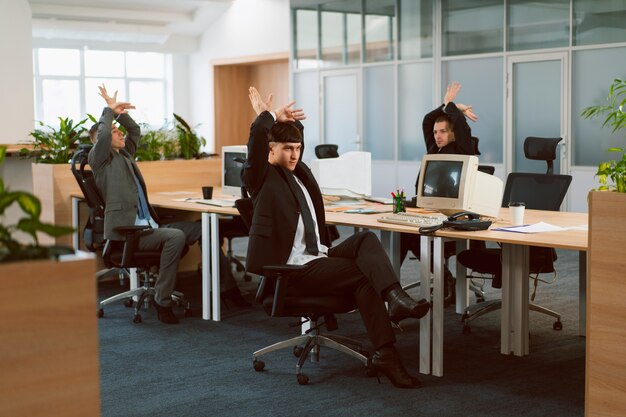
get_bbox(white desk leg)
[579,251,587,337]
[72,197,80,250]
[455,239,470,315]
[419,235,432,375]
[432,236,444,377]
[501,244,529,356]
[201,212,211,320]
[210,213,221,321]
[380,230,401,278]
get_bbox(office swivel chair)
[457,136,571,333]
[234,198,371,386]
[314,144,339,159]
[71,149,190,323]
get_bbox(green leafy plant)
[24,116,90,164]
[0,146,74,263]
[173,113,206,160]
[136,124,177,161]
[581,78,626,192]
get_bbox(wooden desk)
[327,208,588,376]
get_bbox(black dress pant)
[287,231,398,350]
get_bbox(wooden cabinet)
[0,255,100,417]
[586,191,626,416]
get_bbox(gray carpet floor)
[97,229,584,417]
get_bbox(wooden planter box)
[0,255,100,417]
[586,191,626,417]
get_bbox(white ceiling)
[28,0,234,47]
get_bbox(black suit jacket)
[242,112,330,275]
[423,102,474,155]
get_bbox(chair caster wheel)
[133,314,142,323]
[123,299,134,308]
[462,324,471,334]
[97,308,104,318]
[297,374,309,385]
[293,346,304,357]
[553,321,563,331]
[253,359,265,372]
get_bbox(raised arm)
[422,105,445,154]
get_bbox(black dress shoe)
[221,287,251,308]
[371,346,421,389]
[386,286,431,324]
[154,303,179,324]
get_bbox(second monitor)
[416,154,503,218]
[310,151,372,199]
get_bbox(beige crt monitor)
[416,154,503,218]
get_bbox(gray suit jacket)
[88,107,158,241]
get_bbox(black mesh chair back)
[503,172,572,211]
[478,165,495,175]
[524,137,562,175]
[314,144,339,159]
[71,147,105,252]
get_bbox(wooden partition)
[587,191,626,416]
[0,256,100,416]
[33,158,222,247]
[213,53,289,156]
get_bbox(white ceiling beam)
[30,4,192,24]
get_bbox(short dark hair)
[434,114,454,131]
[88,123,100,144]
[268,122,302,143]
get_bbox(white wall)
[189,0,291,152]
[0,0,34,145]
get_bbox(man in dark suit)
[88,85,247,324]
[242,87,430,389]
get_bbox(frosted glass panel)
[295,9,318,69]
[508,0,569,51]
[323,72,359,154]
[572,47,626,166]
[574,0,626,46]
[364,66,394,160]
[442,57,503,163]
[321,11,344,67]
[364,0,395,62]
[294,71,321,162]
[398,62,433,161]
[399,0,433,60]
[442,0,503,56]
[512,60,561,173]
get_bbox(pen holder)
[393,197,406,214]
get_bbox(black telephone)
[419,211,492,234]
[444,211,492,231]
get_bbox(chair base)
[461,300,562,333]
[252,327,370,385]
[98,271,190,323]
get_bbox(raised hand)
[456,103,478,122]
[98,84,135,115]
[275,101,306,123]
[444,82,462,106]
[248,86,272,115]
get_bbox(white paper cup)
[509,202,525,226]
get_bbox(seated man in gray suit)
[89,85,247,324]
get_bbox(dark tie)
[285,172,319,255]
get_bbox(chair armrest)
[259,264,308,317]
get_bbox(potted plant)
[136,124,177,161]
[173,113,206,159]
[0,146,74,262]
[24,116,90,163]
[581,77,626,192]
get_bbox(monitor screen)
[222,145,247,196]
[310,151,371,199]
[416,154,503,217]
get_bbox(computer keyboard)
[378,212,448,228]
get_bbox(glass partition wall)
[291,0,626,201]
